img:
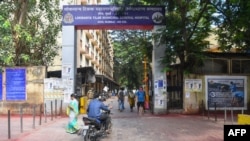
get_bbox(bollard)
[201,100,204,117]
[224,107,227,124]
[231,108,234,124]
[51,101,53,121]
[33,105,36,129]
[241,108,244,114]
[55,99,57,118]
[214,102,217,122]
[207,101,210,120]
[39,104,42,125]
[8,110,11,139]
[60,100,63,116]
[44,103,47,123]
[20,107,23,133]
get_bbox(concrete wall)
[183,74,203,114]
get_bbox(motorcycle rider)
[87,93,111,133]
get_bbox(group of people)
[66,88,111,134]
[65,86,147,134]
[117,86,146,113]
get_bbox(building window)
[232,59,250,74]
[201,58,228,74]
[86,60,89,66]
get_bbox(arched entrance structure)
[62,5,167,114]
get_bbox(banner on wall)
[44,78,64,100]
[185,79,202,92]
[62,78,74,103]
[205,76,247,110]
[154,79,167,108]
[61,64,74,103]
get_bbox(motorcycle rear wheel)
[83,129,90,141]
[106,118,112,133]
[84,128,97,141]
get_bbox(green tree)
[111,30,152,89]
[155,0,214,74]
[0,0,61,66]
[111,1,215,96]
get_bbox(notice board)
[6,68,26,100]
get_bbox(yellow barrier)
[237,114,250,125]
[79,97,87,114]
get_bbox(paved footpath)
[0,96,231,141]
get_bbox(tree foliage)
[111,30,152,89]
[0,0,61,66]
[109,0,250,89]
[110,0,214,73]
[210,0,250,52]
[155,0,215,74]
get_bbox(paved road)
[0,96,229,141]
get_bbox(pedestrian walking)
[136,87,146,114]
[66,94,80,134]
[118,87,125,111]
[86,87,94,107]
[127,90,136,112]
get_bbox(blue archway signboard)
[62,5,165,30]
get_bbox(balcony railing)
[91,39,98,46]
[85,50,92,59]
[85,45,89,53]
[95,45,101,51]
[80,47,86,54]
[81,0,87,5]
[85,30,93,39]
[96,30,101,36]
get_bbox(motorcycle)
[79,111,112,141]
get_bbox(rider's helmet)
[93,92,99,99]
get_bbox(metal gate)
[167,86,183,109]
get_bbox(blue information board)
[6,68,26,100]
[158,80,163,88]
[0,73,2,100]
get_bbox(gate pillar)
[152,25,167,114]
[62,26,77,103]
